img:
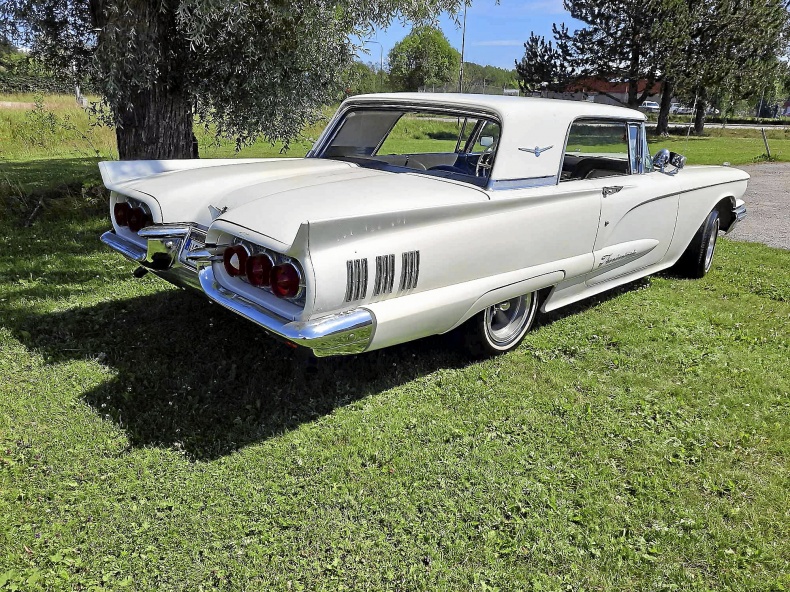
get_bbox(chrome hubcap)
[484,293,535,346]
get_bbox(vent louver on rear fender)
[400,250,420,291]
[345,258,368,302]
[373,254,396,296]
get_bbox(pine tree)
[515,29,573,94]
[555,0,674,107]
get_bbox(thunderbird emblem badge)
[519,145,554,157]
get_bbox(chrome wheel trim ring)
[704,218,719,272]
[483,293,535,348]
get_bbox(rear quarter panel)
[306,182,603,350]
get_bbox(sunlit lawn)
[0,93,788,590]
[1,210,788,589]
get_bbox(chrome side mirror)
[479,136,494,148]
[653,148,686,175]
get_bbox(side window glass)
[456,118,479,152]
[561,120,630,181]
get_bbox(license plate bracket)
[179,229,207,269]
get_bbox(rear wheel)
[463,291,539,356]
[675,209,720,279]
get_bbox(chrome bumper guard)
[100,227,202,291]
[199,266,375,357]
[100,230,146,262]
[725,202,747,235]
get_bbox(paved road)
[668,123,789,131]
[727,162,789,250]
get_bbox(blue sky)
[356,0,583,71]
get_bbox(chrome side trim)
[199,266,375,356]
[488,176,556,191]
[100,230,146,262]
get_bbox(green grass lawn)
[652,127,790,166]
[1,95,789,589]
[1,208,788,590]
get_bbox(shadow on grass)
[1,156,107,223]
[2,272,651,460]
[0,156,103,192]
[3,288,469,460]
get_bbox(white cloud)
[473,40,524,47]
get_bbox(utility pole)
[458,3,467,93]
[366,40,384,92]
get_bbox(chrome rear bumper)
[198,267,374,357]
[101,228,375,356]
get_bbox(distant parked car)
[100,93,748,357]
[675,105,694,115]
[640,101,660,114]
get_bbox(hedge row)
[705,115,790,126]
[645,113,790,126]
[0,73,77,95]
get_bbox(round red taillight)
[114,202,131,227]
[223,245,248,277]
[127,207,150,232]
[246,254,273,287]
[270,263,301,298]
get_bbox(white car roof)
[339,93,646,187]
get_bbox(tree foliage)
[462,62,518,90]
[668,0,789,132]
[553,0,674,107]
[1,0,466,158]
[388,26,460,91]
[346,61,390,95]
[527,0,788,133]
[515,29,573,94]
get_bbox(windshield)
[318,108,501,185]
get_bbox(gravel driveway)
[726,163,789,250]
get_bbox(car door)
[580,122,681,286]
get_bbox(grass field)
[1,211,788,590]
[1,94,789,589]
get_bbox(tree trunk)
[655,79,673,136]
[115,85,195,160]
[693,94,707,135]
[627,77,639,107]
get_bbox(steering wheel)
[475,149,494,177]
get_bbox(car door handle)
[602,185,623,197]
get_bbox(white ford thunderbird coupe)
[100,93,747,356]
